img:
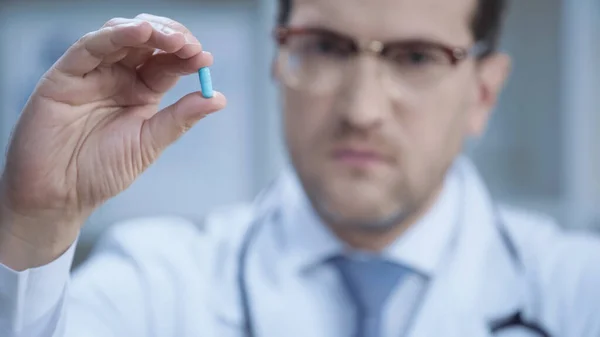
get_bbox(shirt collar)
[278,159,464,277]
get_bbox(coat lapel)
[408,159,525,337]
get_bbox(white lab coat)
[1,157,600,337]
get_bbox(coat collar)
[407,156,526,336]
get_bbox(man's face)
[280,0,509,230]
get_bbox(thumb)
[142,91,226,153]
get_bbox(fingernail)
[202,51,212,57]
[185,35,200,44]
[152,23,177,35]
[164,28,176,35]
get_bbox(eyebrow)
[280,25,468,50]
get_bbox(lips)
[331,148,387,167]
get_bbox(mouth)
[331,148,388,168]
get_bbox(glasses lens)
[278,32,353,93]
[381,43,456,91]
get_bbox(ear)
[467,53,511,136]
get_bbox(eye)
[385,44,448,66]
[305,35,354,57]
[406,51,434,64]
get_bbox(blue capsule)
[198,67,213,98]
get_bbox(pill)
[198,67,214,98]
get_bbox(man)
[0,0,599,336]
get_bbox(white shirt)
[1,156,600,337]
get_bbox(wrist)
[0,196,83,271]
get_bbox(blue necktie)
[330,255,408,337]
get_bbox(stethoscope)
[234,175,552,337]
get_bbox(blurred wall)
[0,0,598,264]
[468,0,599,231]
[468,0,563,211]
[592,0,600,224]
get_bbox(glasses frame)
[273,25,490,95]
[273,26,489,65]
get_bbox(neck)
[330,184,445,252]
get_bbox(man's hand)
[0,14,227,270]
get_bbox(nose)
[335,56,387,131]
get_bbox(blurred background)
[0,0,598,266]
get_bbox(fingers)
[138,51,214,93]
[110,15,203,68]
[103,18,162,70]
[142,91,227,154]
[129,14,207,93]
[55,16,194,76]
[134,14,203,59]
[118,47,156,69]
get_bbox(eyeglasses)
[274,26,489,96]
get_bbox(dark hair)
[276,0,508,56]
